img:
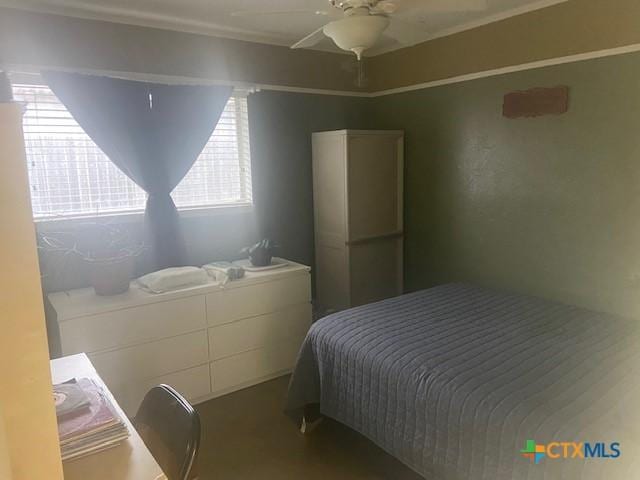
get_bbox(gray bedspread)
[286,284,640,479]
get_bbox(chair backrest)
[134,384,201,480]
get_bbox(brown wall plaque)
[503,86,569,118]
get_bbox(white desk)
[50,353,167,480]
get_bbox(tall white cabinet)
[312,130,404,315]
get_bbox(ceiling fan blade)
[291,26,327,49]
[384,17,428,45]
[231,9,329,17]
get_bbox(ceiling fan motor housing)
[329,0,380,13]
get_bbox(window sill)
[35,203,254,230]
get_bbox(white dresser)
[48,259,312,416]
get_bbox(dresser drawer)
[89,331,209,388]
[111,364,211,417]
[210,337,304,394]
[60,295,206,354]
[209,303,311,360]
[206,273,310,326]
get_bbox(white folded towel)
[137,266,209,293]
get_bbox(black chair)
[134,385,201,480]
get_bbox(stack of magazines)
[53,377,129,461]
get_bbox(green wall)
[371,51,640,319]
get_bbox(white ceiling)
[0,0,568,56]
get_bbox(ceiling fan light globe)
[323,15,390,57]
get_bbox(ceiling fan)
[232,0,487,60]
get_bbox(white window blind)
[12,83,252,220]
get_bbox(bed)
[286,283,640,479]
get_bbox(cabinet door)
[346,134,403,241]
[313,133,349,314]
[312,133,347,246]
[348,236,403,307]
[315,244,350,314]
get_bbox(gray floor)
[195,375,423,479]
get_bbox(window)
[12,83,252,220]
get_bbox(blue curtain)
[43,72,232,269]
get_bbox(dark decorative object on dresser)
[242,239,278,267]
